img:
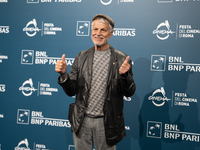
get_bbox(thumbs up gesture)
[119,56,131,75]
[55,54,67,74]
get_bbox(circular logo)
[23,19,41,37]
[19,78,37,96]
[148,87,171,107]
[153,20,175,40]
[100,0,112,5]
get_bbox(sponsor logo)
[168,56,200,72]
[148,121,200,143]
[151,55,166,71]
[151,55,200,73]
[17,109,30,125]
[100,0,112,5]
[0,26,9,33]
[0,53,8,63]
[0,0,8,2]
[14,138,31,150]
[21,50,74,66]
[158,0,173,3]
[148,87,171,107]
[164,123,200,142]
[153,20,175,40]
[17,109,71,128]
[147,121,162,138]
[21,50,34,65]
[19,78,37,96]
[113,28,136,36]
[76,21,90,36]
[27,0,39,3]
[0,84,5,92]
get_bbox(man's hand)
[55,54,67,74]
[119,56,131,75]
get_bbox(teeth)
[94,35,104,39]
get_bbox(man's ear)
[110,29,114,38]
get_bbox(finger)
[124,56,130,63]
[61,54,65,62]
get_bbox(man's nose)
[96,30,101,35]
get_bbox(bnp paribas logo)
[151,55,166,71]
[147,121,162,138]
[17,109,30,125]
[76,21,90,36]
[158,0,173,3]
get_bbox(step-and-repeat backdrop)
[1,0,200,150]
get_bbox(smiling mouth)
[93,35,104,39]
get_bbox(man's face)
[91,19,113,50]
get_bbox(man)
[55,14,136,150]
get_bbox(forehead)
[92,19,109,28]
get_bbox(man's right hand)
[55,54,67,74]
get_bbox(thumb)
[61,54,65,62]
[124,56,130,63]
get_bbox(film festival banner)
[0,0,200,150]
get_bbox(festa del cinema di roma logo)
[100,0,112,5]
[19,78,58,96]
[23,19,41,37]
[23,19,62,37]
[15,138,30,150]
[148,87,171,107]
[153,20,175,40]
[19,78,37,96]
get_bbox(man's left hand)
[119,56,131,75]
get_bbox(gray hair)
[91,18,113,33]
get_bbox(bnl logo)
[158,0,173,3]
[17,109,30,125]
[147,121,162,138]
[21,50,34,65]
[76,21,90,36]
[151,55,166,71]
